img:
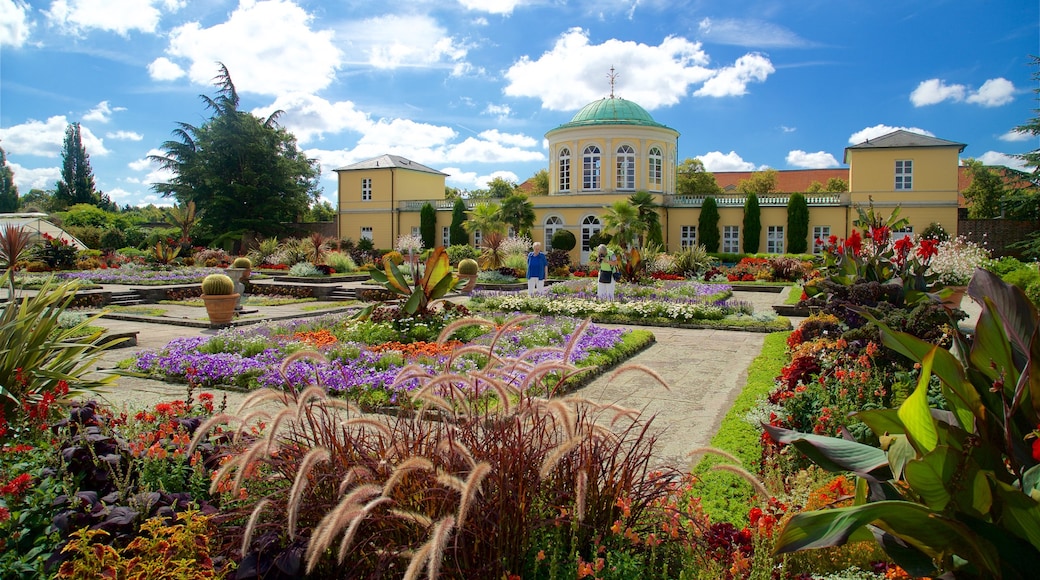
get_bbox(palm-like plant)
[463,202,506,238]
[165,200,199,248]
[499,193,535,237]
[629,191,662,246]
[369,246,461,316]
[247,237,280,267]
[601,200,644,250]
[0,224,34,298]
[307,232,330,265]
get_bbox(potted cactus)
[457,258,479,294]
[200,273,239,327]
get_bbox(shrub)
[99,227,126,249]
[65,225,103,249]
[288,262,322,277]
[546,248,570,272]
[324,251,357,274]
[550,228,576,251]
[446,244,479,265]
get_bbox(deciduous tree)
[962,159,1006,218]
[737,169,777,195]
[529,169,550,196]
[675,158,722,196]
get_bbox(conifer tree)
[449,199,469,245]
[699,196,720,252]
[54,123,99,209]
[742,193,761,253]
[420,202,437,249]
[0,146,18,212]
[787,192,810,253]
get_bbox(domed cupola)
[551,96,671,131]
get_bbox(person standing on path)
[592,244,619,300]
[526,242,548,295]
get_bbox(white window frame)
[441,226,450,247]
[892,226,914,242]
[582,145,601,191]
[648,147,663,191]
[473,230,482,247]
[616,144,636,191]
[362,178,372,201]
[559,148,571,192]
[895,160,913,190]
[812,226,831,254]
[544,216,564,247]
[360,226,373,241]
[680,225,697,249]
[767,225,785,254]
[723,225,740,253]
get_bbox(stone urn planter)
[228,258,252,311]
[201,274,240,327]
[457,258,479,294]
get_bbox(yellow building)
[336,99,965,263]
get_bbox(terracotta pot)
[941,285,968,309]
[202,293,240,326]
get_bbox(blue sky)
[1,0,1037,209]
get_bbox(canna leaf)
[763,424,892,481]
[897,347,939,453]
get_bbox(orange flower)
[293,329,339,348]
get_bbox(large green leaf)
[971,296,1019,391]
[855,408,905,436]
[897,348,939,453]
[870,314,980,432]
[968,268,1038,369]
[774,501,1000,575]
[763,424,892,481]
[992,479,1040,552]
[903,446,955,511]
[885,435,916,481]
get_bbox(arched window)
[558,148,571,192]
[581,215,601,255]
[648,146,663,191]
[616,145,635,190]
[544,215,564,246]
[582,145,601,191]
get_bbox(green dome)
[552,97,669,130]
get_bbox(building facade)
[336,99,965,263]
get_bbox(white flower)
[927,236,989,286]
[395,234,424,254]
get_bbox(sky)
[0,0,1037,209]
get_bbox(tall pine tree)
[0,146,19,212]
[55,123,99,209]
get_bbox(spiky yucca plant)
[193,317,676,579]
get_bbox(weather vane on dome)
[608,66,618,98]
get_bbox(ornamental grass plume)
[194,316,676,579]
[395,233,424,254]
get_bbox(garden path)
[81,285,801,470]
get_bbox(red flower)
[869,225,890,246]
[1032,438,1040,463]
[0,506,9,522]
[916,238,938,261]
[1,473,32,497]
[844,230,862,256]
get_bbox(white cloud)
[482,104,512,122]
[357,118,458,150]
[8,162,59,191]
[0,0,32,47]
[848,124,934,144]
[147,56,185,81]
[477,129,536,148]
[162,0,341,96]
[252,93,370,145]
[694,52,774,97]
[697,150,759,172]
[106,130,143,141]
[910,79,966,107]
[442,135,545,164]
[911,77,1015,107]
[780,125,796,133]
[786,150,839,169]
[504,28,720,110]
[441,167,520,190]
[999,129,1032,142]
[83,100,125,123]
[456,0,528,15]
[976,150,1027,171]
[106,187,137,201]
[337,14,470,73]
[966,77,1015,107]
[0,115,108,157]
[43,0,182,36]
[127,149,164,172]
[697,17,810,48]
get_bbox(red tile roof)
[713,169,850,192]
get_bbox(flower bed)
[469,279,789,330]
[55,264,226,285]
[129,312,651,407]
